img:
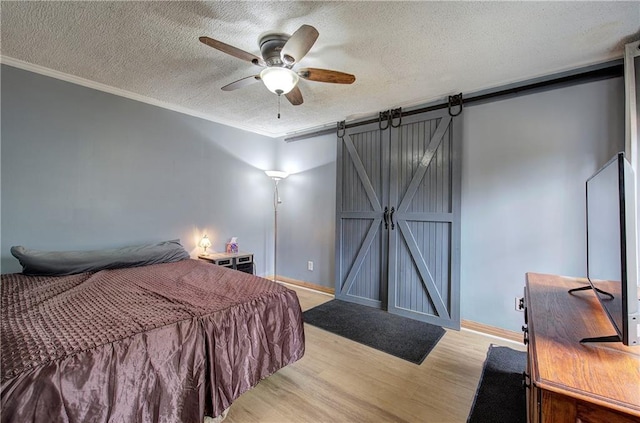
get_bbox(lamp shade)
[259,67,299,95]
[265,170,289,180]
[199,235,211,249]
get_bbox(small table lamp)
[199,234,212,255]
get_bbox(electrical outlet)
[307,261,314,271]
[515,297,524,312]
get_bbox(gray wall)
[272,134,337,286]
[461,78,624,331]
[1,65,278,275]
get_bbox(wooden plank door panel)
[335,123,389,308]
[338,219,385,306]
[393,220,453,327]
[388,111,461,329]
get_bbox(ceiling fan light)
[260,67,299,95]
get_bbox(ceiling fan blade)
[221,75,261,91]
[285,86,303,106]
[280,25,319,65]
[199,36,266,67]
[298,68,356,84]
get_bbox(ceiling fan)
[199,24,356,107]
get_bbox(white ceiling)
[2,1,639,138]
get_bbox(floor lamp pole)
[273,179,279,283]
[265,170,288,284]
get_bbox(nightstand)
[198,251,254,274]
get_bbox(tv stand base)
[567,284,614,300]
[579,334,620,344]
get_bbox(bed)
[1,247,305,423]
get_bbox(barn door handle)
[383,207,389,230]
[390,207,395,230]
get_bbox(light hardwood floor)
[225,284,525,423]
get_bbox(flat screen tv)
[583,152,639,346]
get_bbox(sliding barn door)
[335,122,389,308]
[387,110,461,329]
[335,109,461,329]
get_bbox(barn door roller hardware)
[378,111,390,130]
[336,120,346,139]
[335,103,448,136]
[390,108,402,128]
[448,93,463,117]
[375,108,403,130]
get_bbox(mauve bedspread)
[1,259,305,423]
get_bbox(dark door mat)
[303,299,445,364]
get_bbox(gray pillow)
[10,240,190,276]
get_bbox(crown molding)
[0,56,282,138]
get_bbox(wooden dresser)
[524,273,640,423]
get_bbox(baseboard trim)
[263,278,521,343]
[461,319,523,343]
[273,275,335,295]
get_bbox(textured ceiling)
[1,1,639,138]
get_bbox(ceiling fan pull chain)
[378,111,390,130]
[448,93,463,117]
[336,121,346,139]
[277,94,281,119]
[390,107,403,128]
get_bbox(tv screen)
[586,152,639,346]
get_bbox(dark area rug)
[467,345,527,423]
[303,299,445,364]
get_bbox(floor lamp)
[265,170,289,283]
